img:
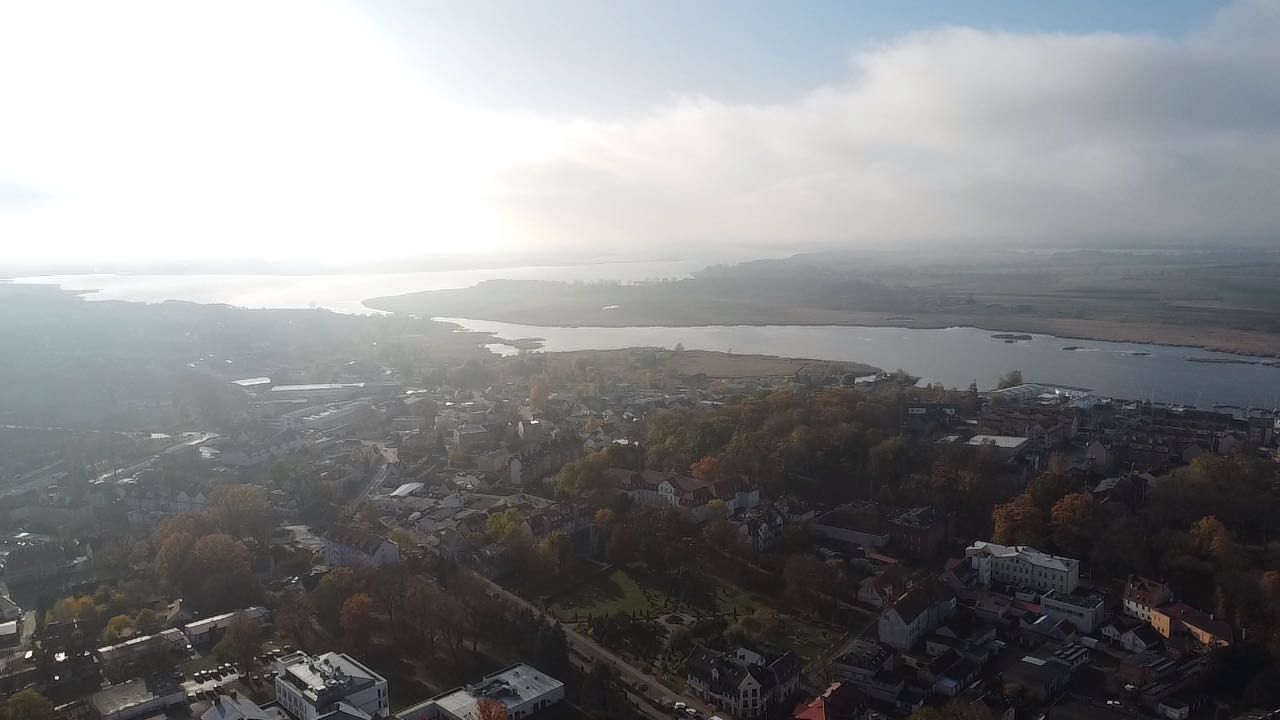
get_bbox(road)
[470,571,713,720]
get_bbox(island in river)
[367,248,1280,358]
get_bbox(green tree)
[7,690,54,720]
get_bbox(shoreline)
[415,311,1280,361]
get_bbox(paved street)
[469,571,712,720]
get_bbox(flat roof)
[422,664,563,719]
[270,383,365,393]
[966,435,1029,449]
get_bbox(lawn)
[549,569,769,621]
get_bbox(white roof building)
[966,541,1080,594]
[399,664,565,720]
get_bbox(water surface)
[440,317,1280,409]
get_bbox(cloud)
[2,0,1279,265]
[493,0,1280,253]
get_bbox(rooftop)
[967,541,1079,573]
[279,652,384,704]
[966,435,1030,449]
[413,664,563,720]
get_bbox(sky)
[1,0,1278,269]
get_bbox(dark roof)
[5,542,64,570]
[888,586,934,625]
[1125,624,1163,646]
[324,525,390,555]
[1123,576,1170,608]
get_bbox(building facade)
[965,542,1079,594]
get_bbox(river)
[439,317,1280,410]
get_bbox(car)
[673,702,686,711]
[194,671,206,682]
[1106,700,1122,707]
[170,670,183,681]
[684,710,699,718]
[187,694,197,704]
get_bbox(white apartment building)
[966,541,1079,594]
[274,652,389,720]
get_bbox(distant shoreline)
[395,308,1280,360]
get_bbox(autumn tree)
[215,613,264,668]
[1049,493,1097,559]
[555,452,613,500]
[208,484,270,539]
[992,495,1045,546]
[340,593,377,653]
[49,595,96,623]
[190,533,262,612]
[477,698,509,720]
[104,614,136,642]
[276,590,320,651]
[528,375,549,412]
[1027,472,1079,513]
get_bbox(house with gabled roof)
[687,645,800,719]
[323,526,399,567]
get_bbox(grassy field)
[549,568,768,620]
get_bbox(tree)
[992,495,1045,546]
[7,690,54,720]
[996,370,1024,389]
[528,375,549,412]
[276,590,320,650]
[208,484,269,539]
[1027,472,1079,512]
[605,523,638,567]
[134,608,161,634]
[477,699,509,720]
[1049,493,1097,559]
[49,595,96,623]
[190,533,261,612]
[104,614,136,642]
[340,593,377,652]
[555,452,612,499]
[215,613,264,668]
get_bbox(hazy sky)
[2,0,1277,268]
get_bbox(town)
[2,320,1279,720]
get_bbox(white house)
[1040,591,1106,634]
[274,651,389,720]
[877,585,956,650]
[686,647,800,720]
[1122,576,1173,622]
[183,606,270,645]
[323,526,400,568]
[965,541,1079,594]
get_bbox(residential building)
[399,664,564,720]
[323,526,400,567]
[610,467,760,521]
[1123,576,1174,622]
[2,541,68,585]
[1151,603,1232,650]
[90,679,187,720]
[275,652,389,720]
[791,682,866,720]
[966,541,1080,593]
[0,594,21,622]
[687,646,801,719]
[452,425,493,453]
[878,585,956,650]
[202,694,287,720]
[1040,591,1106,634]
[183,606,270,645]
[1120,624,1163,654]
[965,435,1030,459]
[1000,653,1071,702]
